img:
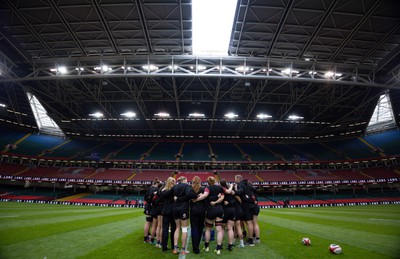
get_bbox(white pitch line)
[0,215,20,218]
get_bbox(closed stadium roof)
[0,0,399,140]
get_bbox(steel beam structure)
[0,56,396,89]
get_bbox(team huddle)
[143,174,261,256]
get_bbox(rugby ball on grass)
[301,237,311,246]
[329,244,342,254]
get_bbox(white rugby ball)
[329,244,342,254]
[301,237,311,246]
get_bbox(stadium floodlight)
[50,67,68,74]
[189,112,205,118]
[192,0,237,56]
[122,66,132,70]
[224,112,238,119]
[89,112,104,118]
[58,66,67,74]
[325,71,342,77]
[288,115,304,120]
[235,66,252,72]
[257,113,272,119]
[94,65,111,72]
[155,112,170,117]
[142,64,159,71]
[168,65,178,70]
[0,103,6,108]
[282,68,299,75]
[197,65,207,71]
[121,112,136,118]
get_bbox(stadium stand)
[0,130,399,207]
[210,143,245,161]
[330,169,369,180]
[363,130,400,156]
[257,170,302,182]
[237,143,279,161]
[324,138,376,159]
[131,169,174,182]
[180,142,211,161]
[147,142,181,160]
[13,134,65,156]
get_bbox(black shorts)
[243,203,258,221]
[206,204,224,220]
[254,205,260,216]
[234,204,244,221]
[144,204,153,216]
[223,206,236,222]
[150,207,157,218]
[173,208,189,220]
[156,205,163,216]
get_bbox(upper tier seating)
[210,143,245,161]
[180,142,211,161]
[363,130,400,156]
[1,126,399,162]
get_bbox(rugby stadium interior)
[0,0,399,207]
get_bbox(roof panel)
[0,0,399,139]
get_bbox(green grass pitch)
[0,202,399,259]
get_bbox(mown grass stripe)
[268,210,400,224]
[1,217,139,259]
[264,211,400,235]
[0,203,399,259]
[80,226,279,259]
[261,214,400,257]
[0,209,134,229]
[269,206,400,218]
[0,210,140,245]
[264,220,392,259]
